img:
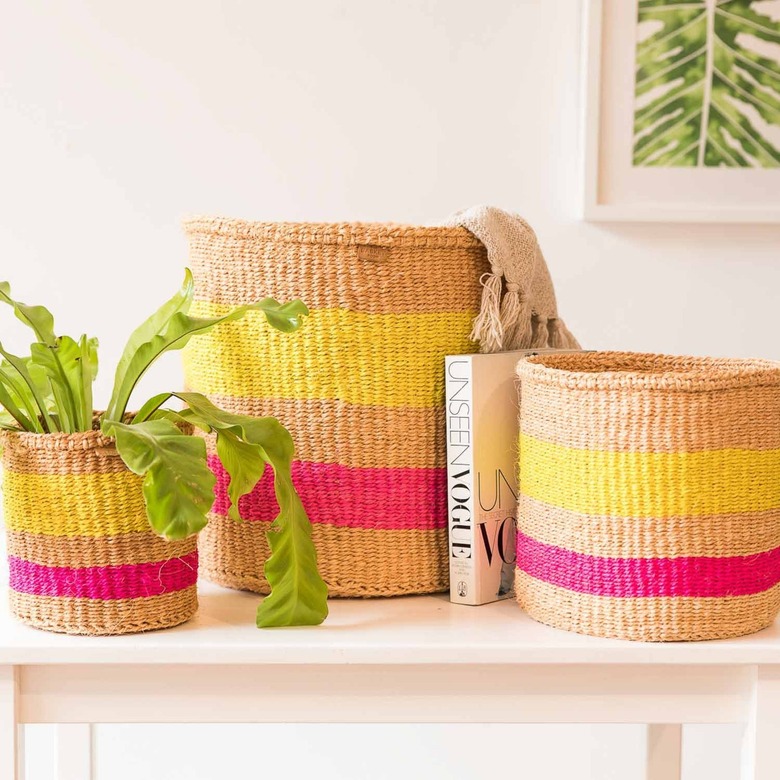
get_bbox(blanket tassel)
[548,317,581,349]
[470,271,504,353]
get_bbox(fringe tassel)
[530,315,549,348]
[560,319,581,349]
[499,285,521,342]
[470,271,504,353]
[502,290,534,350]
[547,317,581,350]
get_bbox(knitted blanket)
[444,205,580,352]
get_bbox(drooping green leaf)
[634,0,780,167]
[256,475,329,628]
[105,295,309,424]
[249,299,310,334]
[171,392,328,627]
[106,269,194,421]
[173,394,273,521]
[0,281,57,345]
[216,429,266,521]
[103,418,216,540]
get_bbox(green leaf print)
[633,0,780,167]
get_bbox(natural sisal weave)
[515,352,780,641]
[2,428,198,635]
[182,218,491,597]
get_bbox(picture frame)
[581,0,780,223]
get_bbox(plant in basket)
[0,270,328,635]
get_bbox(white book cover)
[445,349,574,605]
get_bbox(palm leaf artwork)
[633,0,780,167]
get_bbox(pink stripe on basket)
[208,456,446,530]
[516,531,780,598]
[8,552,198,600]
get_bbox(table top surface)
[1,582,779,665]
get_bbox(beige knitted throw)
[444,205,580,353]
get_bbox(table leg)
[56,725,92,780]
[0,665,22,780]
[645,724,682,780]
[741,666,780,780]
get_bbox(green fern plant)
[634,0,780,167]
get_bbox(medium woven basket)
[2,428,198,635]
[182,218,489,596]
[515,351,780,642]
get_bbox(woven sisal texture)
[200,512,448,597]
[9,589,198,637]
[182,218,488,597]
[515,351,780,642]
[1,428,198,635]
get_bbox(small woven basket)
[515,351,780,642]
[2,427,198,635]
[182,218,490,596]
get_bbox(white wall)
[1,0,776,778]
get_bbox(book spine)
[445,355,477,604]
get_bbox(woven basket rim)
[0,413,190,453]
[0,424,118,453]
[516,351,780,392]
[182,215,484,248]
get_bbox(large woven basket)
[2,428,198,635]
[515,351,780,642]
[182,218,489,596]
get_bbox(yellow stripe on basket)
[182,303,477,407]
[3,470,148,537]
[519,434,780,518]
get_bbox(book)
[445,349,574,605]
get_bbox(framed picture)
[582,0,780,223]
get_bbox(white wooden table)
[1,582,779,780]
